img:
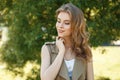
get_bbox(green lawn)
[92,46,120,80]
[0,46,120,80]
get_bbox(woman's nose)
[59,23,63,28]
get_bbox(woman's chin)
[58,35,64,38]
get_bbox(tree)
[0,0,119,80]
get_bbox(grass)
[0,46,120,80]
[92,46,120,80]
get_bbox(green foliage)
[0,0,119,79]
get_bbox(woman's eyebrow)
[57,18,70,22]
[64,20,70,22]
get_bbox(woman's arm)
[40,45,65,80]
[40,37,65,80]
[86,58,94,80]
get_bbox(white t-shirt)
[64,59,75,77]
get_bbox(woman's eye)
[57,20,60,23]
[65,23,70,25]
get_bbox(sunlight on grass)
[23,61,40,79]
[0,63,15,80]
[92,46,120,80]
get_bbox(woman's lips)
[58,29,64,33]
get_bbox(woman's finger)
[59,38,65,42]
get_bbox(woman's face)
[56,12,72,39]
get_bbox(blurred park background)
[0,0,120,80]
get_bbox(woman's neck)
[64,38,72,49]
[64,37,75,60]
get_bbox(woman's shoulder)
[41,41,56,56]
[42,41,56,52]
[41,41,55,49]
[43,41,58,54]
[44,41,56,45]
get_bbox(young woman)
[40,3,94,80]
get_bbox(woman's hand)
[56,36,65,54]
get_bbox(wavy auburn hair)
[56,3,92,62]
